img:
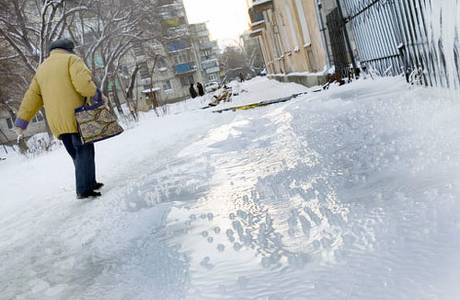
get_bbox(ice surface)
[1,77,460,299]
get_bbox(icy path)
[1,78,460,299]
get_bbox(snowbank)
[1,77,459,299]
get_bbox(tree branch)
[0,54,19,61]
[0,27,36,74]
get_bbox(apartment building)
[132,0,205,105]
[189,23,221,83]
[247,0,328,86]
[158,0,204,102]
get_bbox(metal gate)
[338,0,460,89]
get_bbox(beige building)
[247,0,328,86]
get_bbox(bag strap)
[85,89,103,106]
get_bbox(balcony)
[158,2,185,19]
[202,58,218,68]
[205,66,220,74]
[247,0,273,11]
[250,19,266,31]
[249,28,263,38]
[199,42,214,50]
[160,10,185,20]
[164,24,190,38]
[190,23,207,34]
[158,0,181,8]
[248,0,272,22]
[167,39,192,53]
[175,63,196,75]
[195,31,209,39]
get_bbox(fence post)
[335,0,357,71]
[317,1,332,68]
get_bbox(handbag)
[75,90,124,144]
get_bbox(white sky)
[182,0,250,48]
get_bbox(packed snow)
[1,77,460,299]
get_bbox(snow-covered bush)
[24,133,61,156]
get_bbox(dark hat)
[48,39,75,53]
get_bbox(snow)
[142,87,161,93]
[1,77,460,299]
[272,71,326,77]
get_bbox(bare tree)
[219,46,252,81]
[0,39,26,119]
[117,61,140,120]
[0,0,89,139]
[0,0,164,124]
[0,0,88,72]
[67,0,162,116]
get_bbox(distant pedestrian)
[196,82,205,96]
[239,72,245,82]
[189,83,198,99]
[14,38,104,199]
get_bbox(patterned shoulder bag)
[75,90,124,144]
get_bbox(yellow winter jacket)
[16,49,97,137]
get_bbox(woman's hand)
[15,127,25,142]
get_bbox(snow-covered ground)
[1,77,460,299]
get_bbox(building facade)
[247,0,328,86]
[190,23,221,83]
[134,0,205,104]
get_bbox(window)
[209,73,218,81]
[173,50,192,64]
[295,0,311,47]
[202,59,218,69]
[163,80,172,91]
[202,49,212,58]
[121,65,129,75]
[31,113,44,123]
[6,118,13,129]
[156,57,168,70]
[180,75,194,87]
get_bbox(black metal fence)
[336,0,460,89]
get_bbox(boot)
[92,182,104,190]
[77,190,102,199]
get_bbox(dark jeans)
[60,133,97,195]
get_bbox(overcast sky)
[182,0,250,47]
